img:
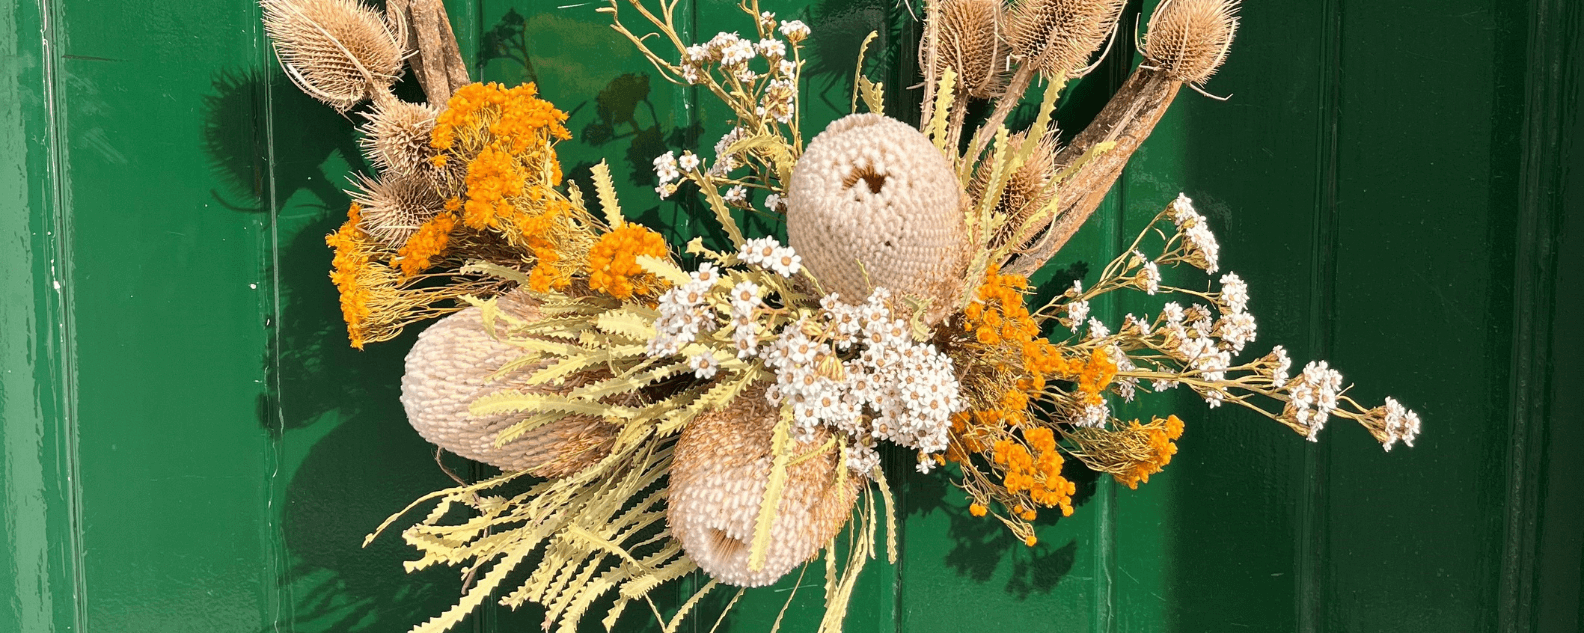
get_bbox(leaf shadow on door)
[203,67,483,632]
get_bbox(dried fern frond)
[1005,0,1126,77]
[351,171,445,247]
[1143,0,1240,86]
[361,99,440,177]
[262,0,404,111]
[925,0,1008,100]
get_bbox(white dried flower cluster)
[1212,272,1258,354]
[654,150,680,199]
[1284,360,1344,440]
[739,237,802,277]
[760,77,797,124]
[1169,194,1220,273]
[1138,260,1161,294]
[764,193,785,212]
[709,127,747,176]
[1381,397,1422,451]
[727,280,763,358]
[760,289,965,475]
[724,184,749,208]
[1063,280,1089,332]
[1154,301,1232,406]
[778,20,810,43]
[648,264,722,357]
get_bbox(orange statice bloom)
[586,223,669,299]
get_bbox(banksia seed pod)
[350,171,445,247]
[400,291,616,477]
[925,0,1008,99]
[1143,0,1240,86]
[262,0,404,111]
[361,100,440,177]
[668,386,863,587]
[786,114,966,324]
[1005,0,1126,77]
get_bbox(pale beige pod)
[786,113,966,324]
[668,387,863,587]
[400,291,615,477]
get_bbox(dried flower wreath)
[260,0,1422,631]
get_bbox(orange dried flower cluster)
[423,82,578,289]
[1055,347,1117,406]
[327,203,374,347]
[1117,415,1185,489]
[393,211,458,277]
[460,146,525,230]
[432,82,570,153]
[586,223,669,299]
[992,427,1077,522]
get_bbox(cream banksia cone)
[786,114,966,324]
[668,386,864,587]
[400,290,616,477]
[262,0,404,111]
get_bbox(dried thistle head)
[361,100,439,177]
[351,171,444,247]
[925,0,1008,99]
[262,0,404,111]
[1143,0,1240,85]
[968,131,1061,248]
[1005,0,1125,77]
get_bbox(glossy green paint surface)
[3,0,1581,632]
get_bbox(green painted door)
[4,0,1582,631]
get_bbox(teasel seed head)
[925,0,1009,100]
[360,100,440,177]
[262,0,405,111]
[351,171,445,247]
[1005,0,1126,78]
[1143,0,1240,86]
[970,131,1062,249]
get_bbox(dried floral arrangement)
[260,0,1423,631]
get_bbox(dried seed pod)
[1143,0,1240,86]
[262,0,404,111]
[400,291,616,477]
[925,0,1008,100]
[667,386,863,587]
[786,114,966,324]
[350,171,445,247]
[968,131,1062,251]
[361,99,440,177]
[1005,0,1126,77]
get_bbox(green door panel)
[3,0,1581,632]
